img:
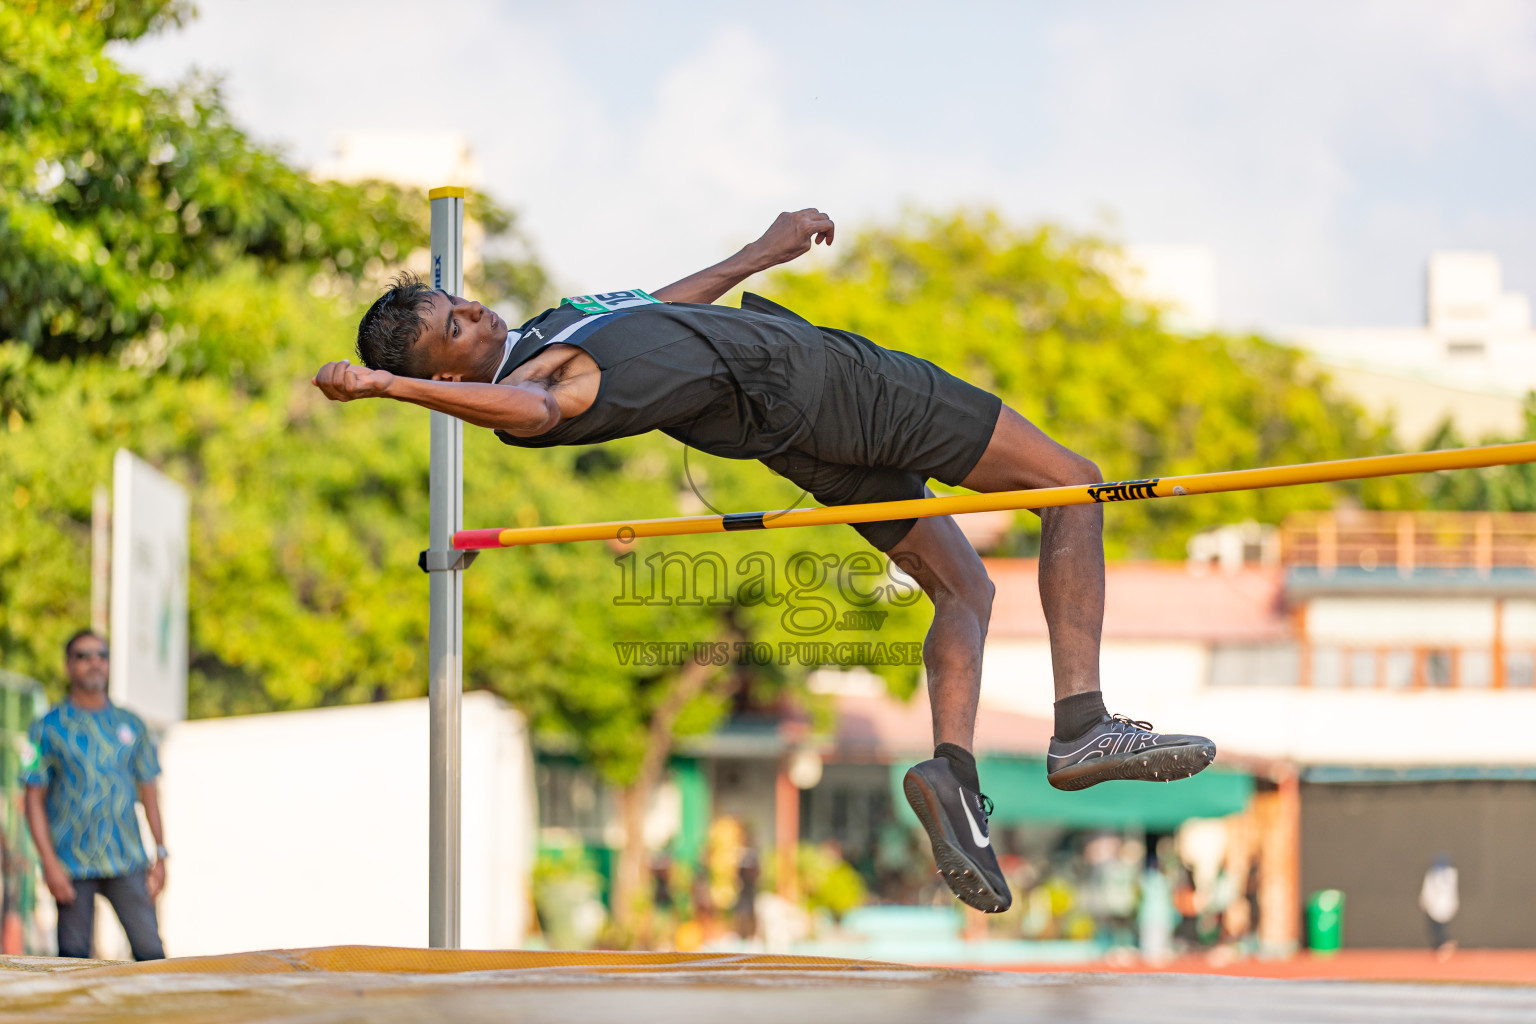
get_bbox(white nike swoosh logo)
[959,788,990,848]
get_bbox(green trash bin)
[1306,889,1345,953]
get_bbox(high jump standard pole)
[424,185,473,948]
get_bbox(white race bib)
[560,289,661,314]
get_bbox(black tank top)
[494,294,827,460]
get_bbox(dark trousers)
[56,869,164,960]
[1428,916,1451,950]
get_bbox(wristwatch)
[155,845,169,860]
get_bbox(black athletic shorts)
[496,295,1001,551]
[759,327,1000,550]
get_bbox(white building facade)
[975,512,1536,947]
[1282,252,1536,444]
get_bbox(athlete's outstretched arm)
[652,208,834,304]
[311,361,560,434]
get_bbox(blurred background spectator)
[23,631,167,960]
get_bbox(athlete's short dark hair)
[64,628,105,660]
[356,272,436,378]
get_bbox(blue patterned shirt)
[24,701,160,879]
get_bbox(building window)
[1446,339,1486,357]
[1507,651,1535,688]
[1311,647,1344,688]
[801,764,897,883]
[1214,643,1536,690]
[1208,644,1300,686]
[830,787,850,834]
[1461,650,1493,688]
[1347,650,1378,688]
[1385,650,1416,689]
[536,759,616,842]
[1424,649,1454,688]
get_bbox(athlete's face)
[415,290,509,382]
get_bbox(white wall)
[1162,685,1536,766]
[1306,597,1497,646]
[155,693,535,955]
[1501,600,1536,643]
[981,639,1209,721]
[982,638,1536,767]
[1296,362,1527,446]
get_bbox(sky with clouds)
[112,0,1536,331]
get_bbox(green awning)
[892,757,1254,831]
[670,757,710,863]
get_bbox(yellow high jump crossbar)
[453,440,1536,551]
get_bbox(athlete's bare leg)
[886,512,994,748]
[888,404,1104,750]
[960,405,1105,703]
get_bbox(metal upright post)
[424,185,473,948]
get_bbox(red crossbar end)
[452,528,506,550]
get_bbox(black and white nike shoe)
[1047,714,1216,792]
[902,758,1012,913]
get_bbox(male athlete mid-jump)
[312,208,1215,913]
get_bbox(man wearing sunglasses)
[23,630,167,960]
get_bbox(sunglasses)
[69,649,109,662]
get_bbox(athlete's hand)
[312,360,395,402]
[749,208,835,269]
[653,209,835,303]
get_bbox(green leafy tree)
[1417,401,1536,511]
[0,0,424,359]
[0,0,559,705]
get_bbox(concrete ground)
[2,948,1534,1024]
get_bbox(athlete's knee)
[937,560,994,622]
[1072,452,1104,484]
[1056,452,1102,487]
[898,546,993,621]
[975,573,997,619]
